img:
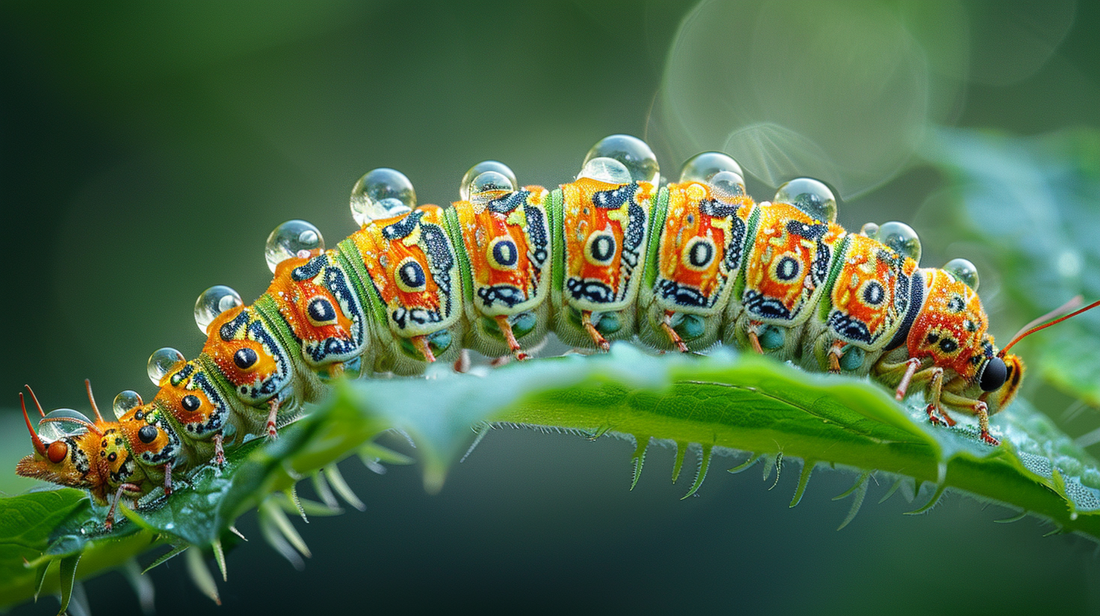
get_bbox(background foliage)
[2,1,1099,614]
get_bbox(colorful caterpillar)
[17,134,1090,530]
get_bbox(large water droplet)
[265,220,324,274]
[460,161,517,201]
[875,221,922,263]
[943,258,979,291]
[580,135,660,185]
[148,347,185,386]
[37,409,93,440]
[350,168,416,225]
[466,171,515,205]
[859,222,879,237]
[578,157,633,184]
[112,390,144,420]
[774,178,837,223]
[194,285,243,335]
[708,170,746,198]
[679,152,744,184]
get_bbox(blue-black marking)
[382,210,424,240]
[743,289,793,320]
[492,240,519,267]
[886,270,924,351]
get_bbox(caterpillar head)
[15,387,109,501]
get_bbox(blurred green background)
[2,1,1099,614]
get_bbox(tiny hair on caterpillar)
[16,134,1100,530]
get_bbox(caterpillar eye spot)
[585,232,617,266]
[307,298,337,325]
[861,281,885,306]
[774,255,800,282]
[234,348,259,370]
[682,237,715,271]
[938,338,958,354]
[138,425,158,444]
[181,395,201,412]
[488,238,519,269]
[395,258,427,292]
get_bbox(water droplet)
[580,134,660,184]
[148,347,185,386]
[265,220,324,274]
[679,151,744,184]
[859,222,879,237]
[112,390,144,420]
[874,221,922,263]
[466,171,515,205]
[460,161,517,201]
[708,171,746,198]
[774,178,837,223]
[350,168,416,225]
[38,409,93,440]
[942,258,979,292]
[578,157,633,184]
[194,285,243,334]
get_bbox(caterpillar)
[16,134,1095,530]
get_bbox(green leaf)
[5,346,1100,609]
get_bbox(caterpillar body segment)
[351,205,466,374]
[802,231,919,376]
[637,180,755,352]
[550,178,656,350]
[20,133,1074,522]
[444,185,553,359]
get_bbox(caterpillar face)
[16,431,103,496]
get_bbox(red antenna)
[1001,296,1100,356]
[85,379,106,423]
[20,393,48,457]
[24,384,46,418]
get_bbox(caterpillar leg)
[942,390,999,446]
[213,433,225,466]
[454,349,471,373]
[660,311,690,354]
[892,357,924,400]
[266,398,281,440]
[163,463,173,495]
[746,320,764,354]
[827,340,845,374]
[494,315,529,360]
[581,310,610,351]
[412,335,437,363]
[105,483,143,532]
[925,368,956,427]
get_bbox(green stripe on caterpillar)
[18,133,1098,530]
